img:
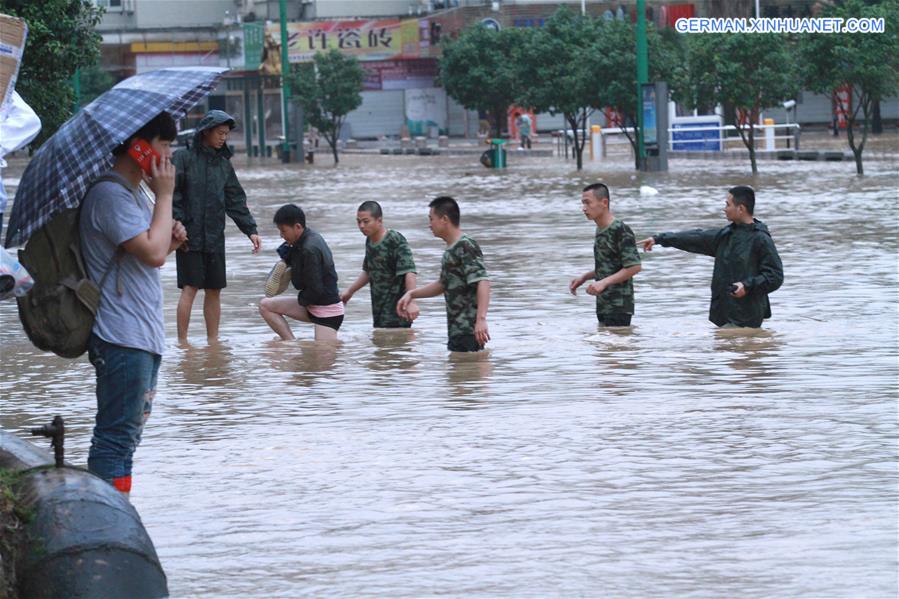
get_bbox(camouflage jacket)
[439,235,488,339]
[593,219,641,316]
[654,219,783,327]
[363,229,416,328]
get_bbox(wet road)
[1,152,897,596]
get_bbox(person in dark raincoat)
[638,186,783,328]
[172,110,261,342]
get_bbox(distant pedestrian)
[397,196,490,352]
[517,113,532,149]
[259,204,344,341]
[638,185,784,328]
[569,183,642,326]
[340,201,418,328]
[172,110,260,342]
[79,112,187,496]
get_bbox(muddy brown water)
[1,152,897,596]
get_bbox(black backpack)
[16,175,127,358]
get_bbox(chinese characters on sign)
[269,19,433,63]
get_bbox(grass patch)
[0,468,25,599]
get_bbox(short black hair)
[113,111,177,155]
[583,182,610,203]
[274,204,306,227]
[429,196,460,227]
[728,185,755,215]
[357,201,382,219]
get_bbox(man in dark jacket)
[638,186,783,328]
[259,204,344,341]
[172,110,261,342]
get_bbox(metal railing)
[554,122,803,160]
[667,122,802,152]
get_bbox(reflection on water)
[1,154,896,597]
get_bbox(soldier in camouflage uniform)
[341,201,418,328]
[397,196,491,352]
[639,186,783,328]
[569,183,642,326]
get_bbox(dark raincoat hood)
[191,110,237,153]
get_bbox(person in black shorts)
[259,204,345,341]
[172,110,260,342]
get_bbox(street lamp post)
[635,0,649,168]
[223,11,233,69]
[279,0,291,163]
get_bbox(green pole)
[72,68,81,113]
[279,0,291,163]
[636,0,649,168]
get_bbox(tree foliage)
[289,49,364,165]
[590,20,686,169]
[682,32,798,174]
[439,25,525,137]
[1,0,104,147]
[799,0,899,175]
[78,64,116,107]
[515,8,604,170]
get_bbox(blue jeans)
[87,334,161,483]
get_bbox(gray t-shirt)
[79,171,165,355]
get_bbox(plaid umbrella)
[4,67,227,247]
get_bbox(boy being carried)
[397,196,490,352]
[569,183,642,326]
[340,201,418,328]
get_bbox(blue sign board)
[671,120,722,151]
[641,84,657,147]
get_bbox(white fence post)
[764,118,775,151]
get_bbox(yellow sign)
[267,18,425,63]
[130,41,219,54]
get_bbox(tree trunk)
[735,106,759,175]
[330,117,341,164]
[872,97,882,135]
[567,113,584,171]
[846,92,870,176]
[748,127,757,174]
[493,103,506,138]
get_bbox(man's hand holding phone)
[147,154,175,199]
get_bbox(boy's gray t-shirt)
[79,171,165,355]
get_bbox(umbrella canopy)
[5,67,227,248]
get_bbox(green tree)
[289,49,364,165]
[439,24,525,137]
[516,8,603,170]
[799,0,899,175]
[682,32,798,174]
[78,64,115,107]
[591,20,686,170]
[2,0,103,147]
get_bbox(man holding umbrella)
[80,111,187,497]
[172,110,261,342]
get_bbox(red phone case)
[127,138,160,175]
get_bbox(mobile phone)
[127,138,160,176]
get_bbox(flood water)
[1,152,897,597]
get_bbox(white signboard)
[404,87,447,137]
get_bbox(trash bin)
[488,138,508,168]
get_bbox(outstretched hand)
[637,237,655,252]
